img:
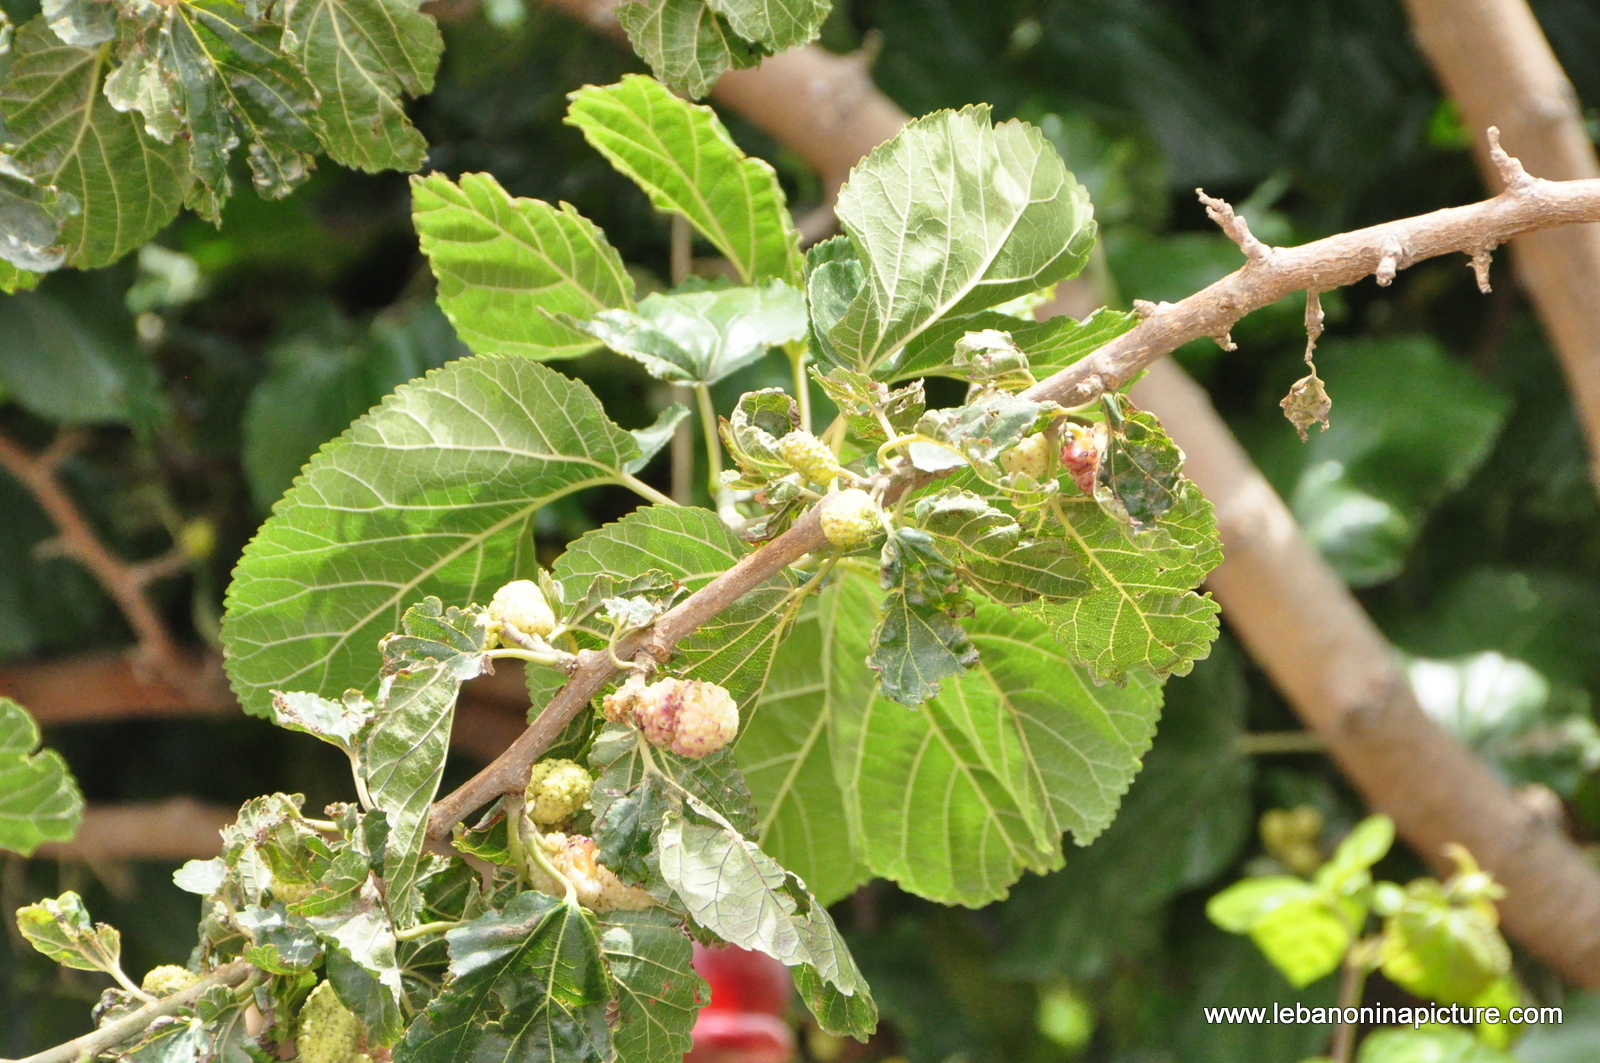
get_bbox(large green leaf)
[0,698,83,856]
[222,355,642,718]
[566,76,803,285]
[552,505,793,707]
[739,598,872,907]
[411,173,634,360]
[577,281,807,386]
[1026,481,1222,684]
[396,891,612,1063]
[281,0,441,172]
[888,306,1138,383]
[830,574,1165,907]
[597,909,707,1063]
[0,21,190,267]
[612,1,763,102]
[0,285,164,428]
[829,106,1096,376]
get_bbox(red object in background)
[684,943,796,1063]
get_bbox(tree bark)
[1404,0,1600,482]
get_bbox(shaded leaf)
[889,306,1137,383]
[913,489,1088,605]
[412,172,635,360]
[626,404,691,474]
[703,0,827,52]
[598,908,707,1063]
[566,75,801,282]
[793,962,878,1041]
[870,528,977,706]
[1357,1027,1514,1063]
[1097,396,1183,529]
[612,1,764,102]
[0,697,83,855]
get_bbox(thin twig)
[2,960,252,1063]
[0,433,183,670]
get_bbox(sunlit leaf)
[0,698,83,856]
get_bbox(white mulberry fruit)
[532,832,654,911]
[999,433,1053,479]
[818,489,880,549]
[140,965,199,997]
[297,981,362,1063]
[524,758,593,826]
[489,579,557,640]
[1059,423,1103,496]
[778,431,843,485]
[639,678,739,758]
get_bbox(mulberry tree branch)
[0,432,185,672]
[426,139,1600,853]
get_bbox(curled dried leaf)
[1280,371,1331,441]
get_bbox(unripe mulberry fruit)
[999,433,1052,479]
[818,489,880,549]
[297,981,362,1063]
[1059,423,1103,496]
[273,878,315,906]
[140,965,199,997]
[525,758,593,826]
[532,832,654,911]
[778,431,843,485]
[489,579,557,640]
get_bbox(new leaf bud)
[778,431,844,485]
[490,579,557,640]
[818,489,880,549]
[524,758,593,826]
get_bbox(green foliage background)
[2,0,1600,1059]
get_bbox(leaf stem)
[788,342,813,433]
[393,919,469,942]
[620,472,678,509]
[694,383,726,505]
[487,647,571,669]
[1329,953,1372,1063]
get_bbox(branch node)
[1303,289,1325,364]
[1132,298,1159,318]
[1375,236,1405,287]
[1470,247,1495,294]
[1196,189,1272,260]
[1212,332,1237,352]
[1486,126,1536,194]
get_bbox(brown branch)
[0,433,183,672]
[1021,168,1600,408]
[1131,357,1600,987]
[2,959,253,1063]
[1404,0,1600,483]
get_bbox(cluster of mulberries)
[603,674,739,759]
[818,489,880,549]
[524,758,593,827]
[297,982,371,1063]
[530,831,655,912]
[778,430,843,485]
[489,579,557,642]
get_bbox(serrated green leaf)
[830,573,1164,906]
[804,236,864,373]
[0,697,83,856]
[1205,876,1350,989]
[303,866,405,1044]
[739,597,871,906]
[363,598,490,925]
[870,529,977,706]
[159,0,323,207]
[222,355,642,718]
[16,891,121,972]
[577,280,807,386]
[0,260,44,292]
[42,0,115,47]
[411,172,635,360]
[612,1,764,101]
[829,106,1096,376]
[396,891,612,1063]
[598,908,707,1063]
[590,721,757,842]
[1315,814,1394,894]
[657,795,868,997]
[1379,880,1509,1006]
[793,962,877,1041]
[914,391,1042,470]
[282,0,441,172]
[237,905,321,972]
[812,367,924,443]
[566,75,802,283]
[1025,480,1222,683]
[703,0,827,52]
[0,21,190,267]
[1356,1028,1515,1063]
[270,690,372,759]
[720,387,798,483]
[553,505,794,706]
